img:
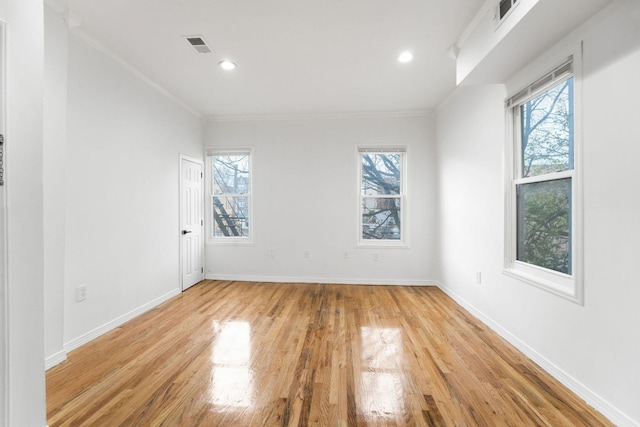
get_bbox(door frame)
[0,20,8,425]
[179,155,205,291]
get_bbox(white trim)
[457,0,494,48]
[69,29,201,118]
[179,155,205,291]
[502,266,579,303]
[514,169,573,186]
[178,154,203,165]
[63,288,180,353]
[506,41,581,99]
[206,110,435,123]
[205,274,437,287]
[506,58,573,108]
[204,146,254,157]
[0,20,7,427]
[436,282,638,427]
[43,0,67,16]
[44,351,67,371]
[358,146,407,153]
[356,240,409,249]
[357,147,408,247]
[43,0,81,28]
[503,44,583,304]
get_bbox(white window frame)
[357,146,408,248]
[503,47,583,304]
[205,147,254,244]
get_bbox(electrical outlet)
[303,249,310,258]
[269,248,276,257]
[372,253,379,262]
[343,251,350,259]
[76,284,87,302]
[475,271,482,284]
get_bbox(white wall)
[455,0,610,85]
[456,0,540,83]
[436,1,640,425]
[0,0,47,425]
[58,31,203,351]
[205,114,437,285]
[43,2,69,369]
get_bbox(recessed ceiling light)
[398,51,413,63]
[219,60,237,70]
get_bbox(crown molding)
[44,0,82,28]
[457,0,494,49]
[44,0,66,15]
[44,0,201,118]
[69,29,202,118]
[206,110,435,123]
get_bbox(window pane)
[213,196,249,237]
[520,78,573,178]
[362,198,401,240]
[213,155,249,195]
[517,179,571,274]
[361,153,401,196]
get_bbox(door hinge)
[201,220,203,226]
[201,267,204,273]
[0,134,4,186]
[201,172,203,178]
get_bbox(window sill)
[502,263,582,305]
[356,241,409,249]
[207,240,254,246]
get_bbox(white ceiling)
[55,0,484,117]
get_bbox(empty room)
[1,0,639,425]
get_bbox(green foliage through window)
[517,179,571,274]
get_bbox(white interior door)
[180,157,204,290]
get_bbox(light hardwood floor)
[46,280,612,426]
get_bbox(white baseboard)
[44,350,67,371]
[205,273,437,287]
[436,281,638,427]
[63,288,181,354]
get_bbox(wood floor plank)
[47,281,613,426]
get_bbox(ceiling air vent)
[498,0,518,22]
[184,36,212,54]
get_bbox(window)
[504,55,582,303]
[358,147,406,245]
[206,149,252,242]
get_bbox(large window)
[207,149,252,241]
[358,147,406,245]
[504,55,582,303]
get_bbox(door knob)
[182,230,192,235]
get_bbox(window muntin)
[505,54,581,303]
[359,149,405,244]
[210,152,251,240]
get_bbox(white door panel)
[180,157,203,290]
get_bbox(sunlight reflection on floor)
[210,321,254,408]
[360,326,405,419]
